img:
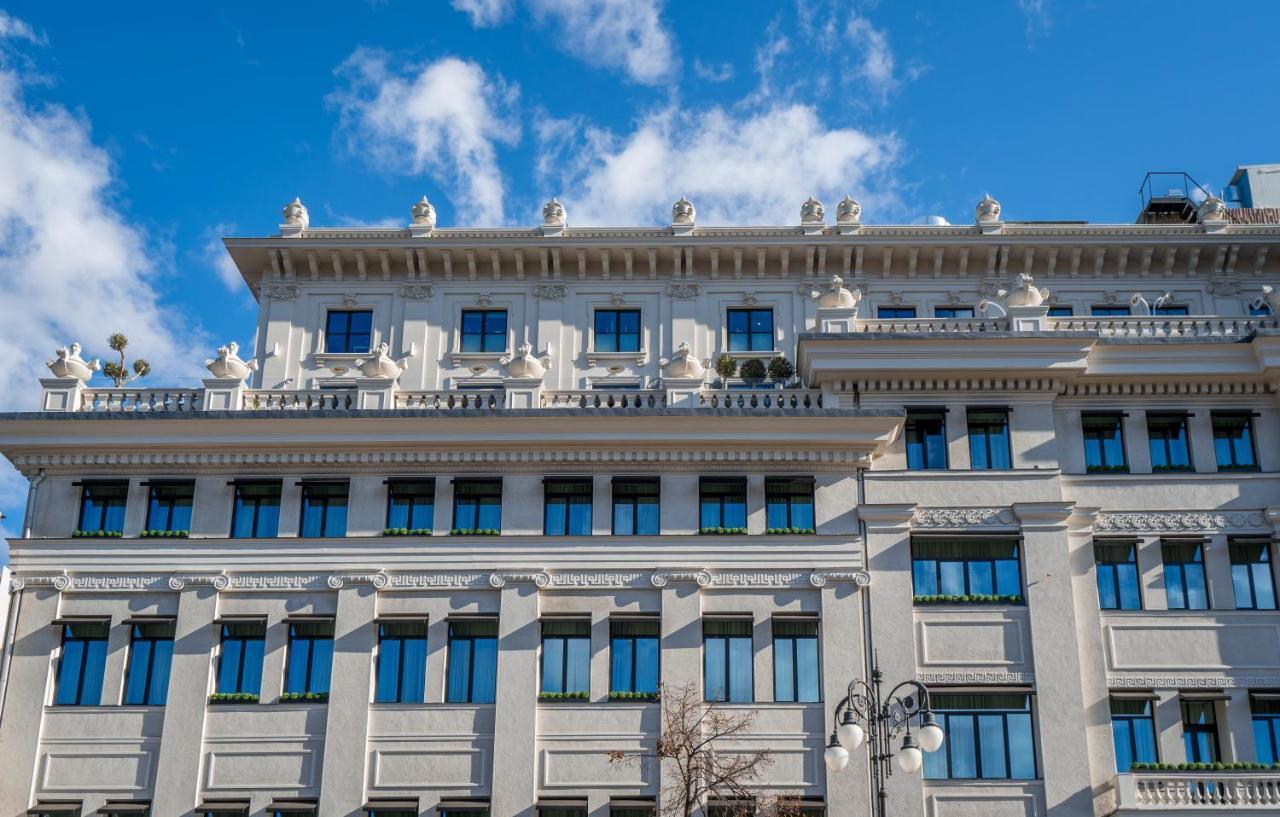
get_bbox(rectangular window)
[1181,700,1220,763]
[1253,696,1280,765]
[1091,305,1131,317]
[610,619,659,695]
[446,619,498,703]
[538,806,587,817]
[935,306,975,318]
[878,306,917,318]
[906,410,948,470]
[1154,305,1189,316]
[1212,413,1258,471]
[704,619,753,702]
[911,539,1022,600]
[609,806,655,817]
[1163,542,1209,610]
[1110,697,1158,771]
[77,481,128,534]
[727,308,774,352]
[460,309,507,353]
[699,478,747,530]
[544,479,593,536]
[541,619,591,695]
[123,621,175,705]
[386,480,434,531]
[439,808,490,817]
[231,481,281,538]
[453,479,502,533]
[967,409,1012,470]
[217,621,265,696]
[1047,306,1074,317]
[773,619,819,703]
[324,309,373,354]
[1147,413,1193,471]
[299,482,348,538]
[54,621,109,706]
[1082,413,1127,472]
[145,482,194,533]
[923,693,1037,780]
[612,478,660,536]
[1230,541,1277,610]
[376,620,427,704]
[1095,542,1142,610]
[594,309,641,353]
[285,620,334,696]
[765,477,815,532]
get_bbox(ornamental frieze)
[1093,511,1268,533]
[1107,675,1280,688]
[912,507,1017,529]
[916,672,1036,685]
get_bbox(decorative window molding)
[1093,511,1268,533]
[912,507,1018,529]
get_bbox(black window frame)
[609,618,659,695]
[459,309,508,354]
[726,308,775,352]
[230,480,282,538]
[1229,539,1277,610]
[77,480,129,533]
[967,408,1012,471]
[699,477,748,530]
[593,308,642,353]
[1110,696,1159,770]
[1146,412,1194,472]
[611,478,660,536]
[540,618,592,695]
[1162,541,1210,610]
[905,409,948,470]
[445,618,498,704]
[702,618,754,703]
[1082,412,1128,472]
[543,478,594,537]
[385,479,435,531]
[298,481,349,538]
[324,309,373,354]
[764,477,815,531]
[1180,700,1221,763]
[144,481,194,533]
[1211,412,1259,472]
[452,478,503,533]
[911,538,1024,601]
[934,306,975,319]
[771,618,820,703]
[1094,541,1143,611]
[925,692,1038,780]
[877,306,917,319]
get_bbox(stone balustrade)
[1049,315,1278,337]
[1116,772,1280,810]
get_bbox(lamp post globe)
[896,734,924,773]
[918,713,945,754]
[823,739,850,772]
[837,716,865,750]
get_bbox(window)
[610,619,659,695]
[1163,542,1209,610]
[299,482,348,538]
[145,482,193,533]
[376,620,427,703]
[77,481,128,534]
[935,306,974,318]
[1251,303,1275,317]
[1095,542,1142,610]
[609,805,655,817]
[905,410,948,470]
[538,806,586,817]
[968,409,1012,470]
[446,620,498,703]
[285,620,334,696]
[1047,306,1074,317]
[612,479,659,536]
[878,306,917,318]
[1230,541,1277,610]
[1082,413,1127,472]
[923,693,1037,780]
[365,804,418,817]
[1154,305,1189,316]
[231,481,281,538]
[541,619,591,696]
[1110,697,1158,770]
[1091,305,1131,317]
[912,539,1023,600]
[704,619,753,702]
[439,807,490,817]
[699,478,747,530]
[124,620,175,705]
[594,309,641,353]
[1254,696,1280,764]
[544,479,593,536]
[773,619,819,703]
[453,479,502,533]
[1212,413,1258,471]
[217,621,265,696]
[1181,700,1220,763]
[54,620,108,705]
[386,480,434,531]
[460,309,507,353]
[727,308,774,352]
[1146,413,1193,471]
[765,478,815,532]
[324,309,373,354]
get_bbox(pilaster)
[658,576,704,815]
[1224,687,1256,762]
[746,475,766,535]
[490,580,541,817]
[820,583,871,817]
[0,586,60,816]
[1135,535,1166,611]
[1153,689,1186,764]
[1202,533,1233,610]
[318,580,379,817]
[200,377,247,411]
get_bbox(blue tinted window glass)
[610,637,632,691]
[728,637,753,702]
[912,561,937,595]
[471,636,497,703]
[967,561,994,595]
[939,562,966,596]
[376,636,402,703]
[727,309,773,351]
[124,624,174,705]
[978,715,1008,778]
[55,624,108,706]
[878,307,917,319]
[634,636,659,693]
[1007,713,1036,778]
[947,715,978,778]
[446,637,472,702]
[542,637,565,692]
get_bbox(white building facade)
[1,190,1279,817]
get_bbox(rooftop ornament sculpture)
[1253,285,1279,316]
[411,196,437,228]
[46,343,100,382]
[205,341,258,382]
[1003,273,1048,308]
[660,341,706,380]
[814,274,860,309]
[836,195,862,225]
[282,197,309,228]
[354,342,409,381]
[1196,194,1229,224]
[975,194,1001,224]
[542,197,567,228]
[801,196,826,224]
[672,196,696,226]
[501,342,549,380]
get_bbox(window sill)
[586,350,648,366]
[449,351,509,368]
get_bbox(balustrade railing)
[1117,772,1280,810]
[542,389,666,409]
[395,390,504,410]
[698,389,822,409]
[243,389,354,411]
[1050,316,1278,338]
[78,388,203,412]
[854,318,1004,333]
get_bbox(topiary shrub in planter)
[714,354,738,382]
[738,358,767,382]
[767,355,794,382]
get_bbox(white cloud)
[536,102,901,226]
[204,223,243,292]
[450,0,511,27]
[1015,0,1052,43]
[693,58,733,83]
[526,0,676,85]
[846,14,896,97]
[0,11,40,44]
[329,50,519,226]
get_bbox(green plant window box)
[913,594,1024,605]
[538,690,589,701]
[208,692,260,704]
[1085,465,1129,474]
[72,530,124,538]
[450,528,501,536]
[383,528,433,536]
[699,527,749,535]
[278,691,328,703]
[138,529,190,538]
[608,691,660,702]
[766,527,815,535]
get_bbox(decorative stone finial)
[46,343,100,382]
[836,195,861,225]
[1253,285,1279,315]
[815,274,859,309]
[542,197,567,227]
[205,341,259,382]
[282,197,309,228]
[975,194,1001,223]
[411,196,437,228]
[1003,273,1048,308]
[1196,194,1228,224]
[1129,293,1151,316]
[354,342,408,380]
[672,196,695,226]
[660,341,706,380]
[501,342,549,380]
[801,196,825,224]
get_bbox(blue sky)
[0,0,1277,547]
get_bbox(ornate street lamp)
[824,658,945,817]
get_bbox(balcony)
[1116,771,1280,811]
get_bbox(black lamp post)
[823,657,945,817]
